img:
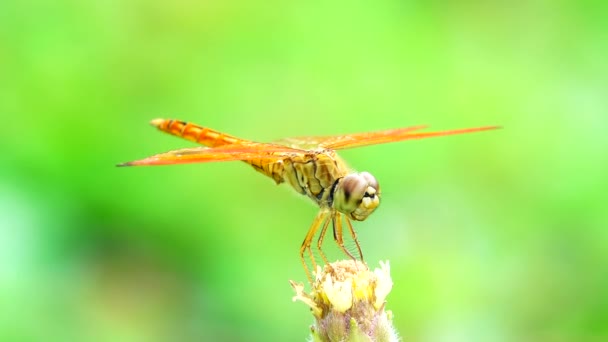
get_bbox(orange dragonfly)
[119,119,498,281]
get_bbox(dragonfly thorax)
[332,172,380,221]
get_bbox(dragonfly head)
[333,172,380,221]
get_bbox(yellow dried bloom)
[291,260,399,342]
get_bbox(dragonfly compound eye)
[333,172,380,221]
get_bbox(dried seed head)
[291,260,399,342]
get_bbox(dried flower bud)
[291,260,399,342]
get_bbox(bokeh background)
[1,1,607,341]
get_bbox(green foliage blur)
[1,1,606,341]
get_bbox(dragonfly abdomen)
[151,119,247,147]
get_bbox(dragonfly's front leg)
[300,208,331,283]
[332,213,357,261]
[333,213,364,262]
[344,215,364,262]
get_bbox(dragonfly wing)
[321,125,500,150]
[272,137,329,150]
[274,126,427,150]
[118,143,302,167]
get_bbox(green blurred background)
[1,1,607,341]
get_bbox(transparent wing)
[321,125,500,150]
[118,143,303,167]
[274,126,427,150]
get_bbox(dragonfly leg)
[315,215,332,266]
[300,209,330,283]
[332,214,358,261]
[308,243,318,276]
[344,215,364,262]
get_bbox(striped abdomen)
[151,118,247,147]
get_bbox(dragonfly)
[119,118,498,281]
